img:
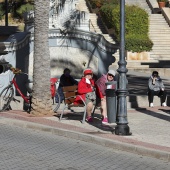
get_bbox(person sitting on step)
[148,71,167,107]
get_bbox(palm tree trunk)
[31,0,53,115]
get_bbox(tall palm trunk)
[31,0,53,115]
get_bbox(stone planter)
[126,51,150,60]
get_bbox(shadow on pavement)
[135,107,170,122]
[158,109,170,115]
[55,111,115,132]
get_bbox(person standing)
[148,71,167,107]
[95,69,116,124]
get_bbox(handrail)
[48,29,119,53]
[89,19,97,33]
[1,29,118,53]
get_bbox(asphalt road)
[0,123,169,170]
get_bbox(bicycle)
[0,67,61,113]
[50,77,61,112]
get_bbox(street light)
[4,0,16,26]
[115,0,131,135]
[5,0,8,26]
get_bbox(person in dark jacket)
[56,68,78,102]
[59,68,78,88]
[148,71,167,107]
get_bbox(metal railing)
[89,19,97,33]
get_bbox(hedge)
[100,4,153,52]
[125,34,153,52]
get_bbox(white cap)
[108,70,116,76]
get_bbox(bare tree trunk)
[31,0,53,115]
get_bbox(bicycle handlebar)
[10,67,22,75]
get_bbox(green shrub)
[102,0,120,5]
[100,4,115,28]
[0,4,4,20]
[125,34,153,52]
[125,5,149,35]
[111,5,149,37]
[88,0,119,9]
[100,4,153,52]
[16,3,34,19]
[88,0,105,8]
[0,2,6,20]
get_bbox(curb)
[1,117,170,162]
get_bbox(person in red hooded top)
[95,69,116,124]
[74,68,96,122]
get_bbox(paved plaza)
[0,70,170,162]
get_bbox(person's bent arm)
[77,81,92,94]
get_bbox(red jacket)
[74,77,95,104]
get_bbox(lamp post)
[115,0,131,135]
[5,0,8,26]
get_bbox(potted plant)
[157,0,167,8]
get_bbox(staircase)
[76,0,170,75]
[74,0,170,108]
[76,0,117,44]
[149,14,170,61]
[126,0,170,73]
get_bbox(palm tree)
[31,0,53,115]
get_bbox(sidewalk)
[0,105,170,162]
[0,70,170,161]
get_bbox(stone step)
[150,53,170,56]
[149,19,168,22]
[126,95,170,109]
[9,95,169,111]
[127,60,159,65]
[149,22,169,24]
[149,33,170,35]
[127,66,150,69]
[152,44,170,51]
[149,26,170,29]
[149,28,170,31]
[151,42,170,44]
[150,57,170,60]
[150,58,170,61]
[150,52,170,55]
[152,41,170,44]
[151,50,170,52]
[150,34,170,36]
[150,41,170,43]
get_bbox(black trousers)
[148,90,167,103]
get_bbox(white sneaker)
[162,102,167,107]
[150,103,154,107]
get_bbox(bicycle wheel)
[0,86,14,112]
[53,92,61,112]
